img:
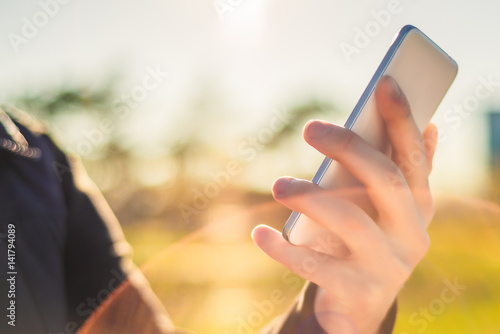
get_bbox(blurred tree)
[7,76,338,231]
[13,75,120,119]
[261,98,337,149]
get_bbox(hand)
[252,76,438,333]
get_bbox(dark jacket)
[0,107,396,334]
[0,106,137,334]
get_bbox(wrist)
[313,286,398,334]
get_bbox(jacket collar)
[0,107,41,160]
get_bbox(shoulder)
[1,105,71,163]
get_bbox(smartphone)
[282,25,458,249]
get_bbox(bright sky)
[0,0,499,194]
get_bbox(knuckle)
[416,231,431,254]
[357,285,386,311]
[385,229,430,280]
[383,249,416,283]
[406,229,431,263]
[422,196,436,224]
[391,258,413,284]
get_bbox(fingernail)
[273,177,292,196]
[386,76,402,100]
[306,121,329,139]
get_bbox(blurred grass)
[121,193,500,334]
[394,195,500,334]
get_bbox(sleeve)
[260,282,398,334]
[45,137,177,333]
[77,270,193,334]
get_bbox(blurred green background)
[1,0,500,333]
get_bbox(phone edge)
[282,25,420,242]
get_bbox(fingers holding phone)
[253,25,457,333]
[252,78,436,333]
